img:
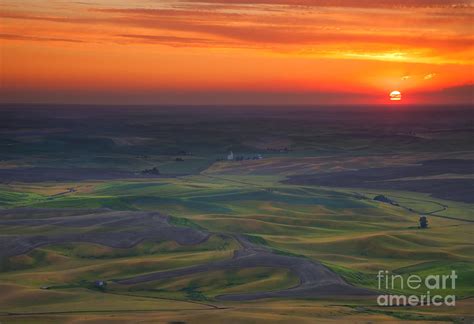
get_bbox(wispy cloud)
[116,34,227,47]
[179,0,472,9]
[2,3,472,64]
[0,33,83,43]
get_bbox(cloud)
[179,0,473,9]
[1,2,472,65]
[437,83,473,97]
[414,84,473,104]
[116,34,227,47]
[0,88,376,105]
[424,73,437,80]
[88,8,473,49]
[0,33,83,43]
[402,75,412,80]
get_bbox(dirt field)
[285,159,474,203]
[0,168,168,183]
[0,210,209,259]
[117,235,374,300]
[1,208,373,301]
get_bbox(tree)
[94,280,107,291]
[141,167,160,175]
[419,216,428,229]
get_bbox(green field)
[1,174,473,322]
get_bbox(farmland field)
[0,105,473,323]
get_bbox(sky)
[0,0,473,105]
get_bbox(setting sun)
[390,91,402,101]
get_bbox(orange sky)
[0,0,473,105]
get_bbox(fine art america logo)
[377,270,457,307]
